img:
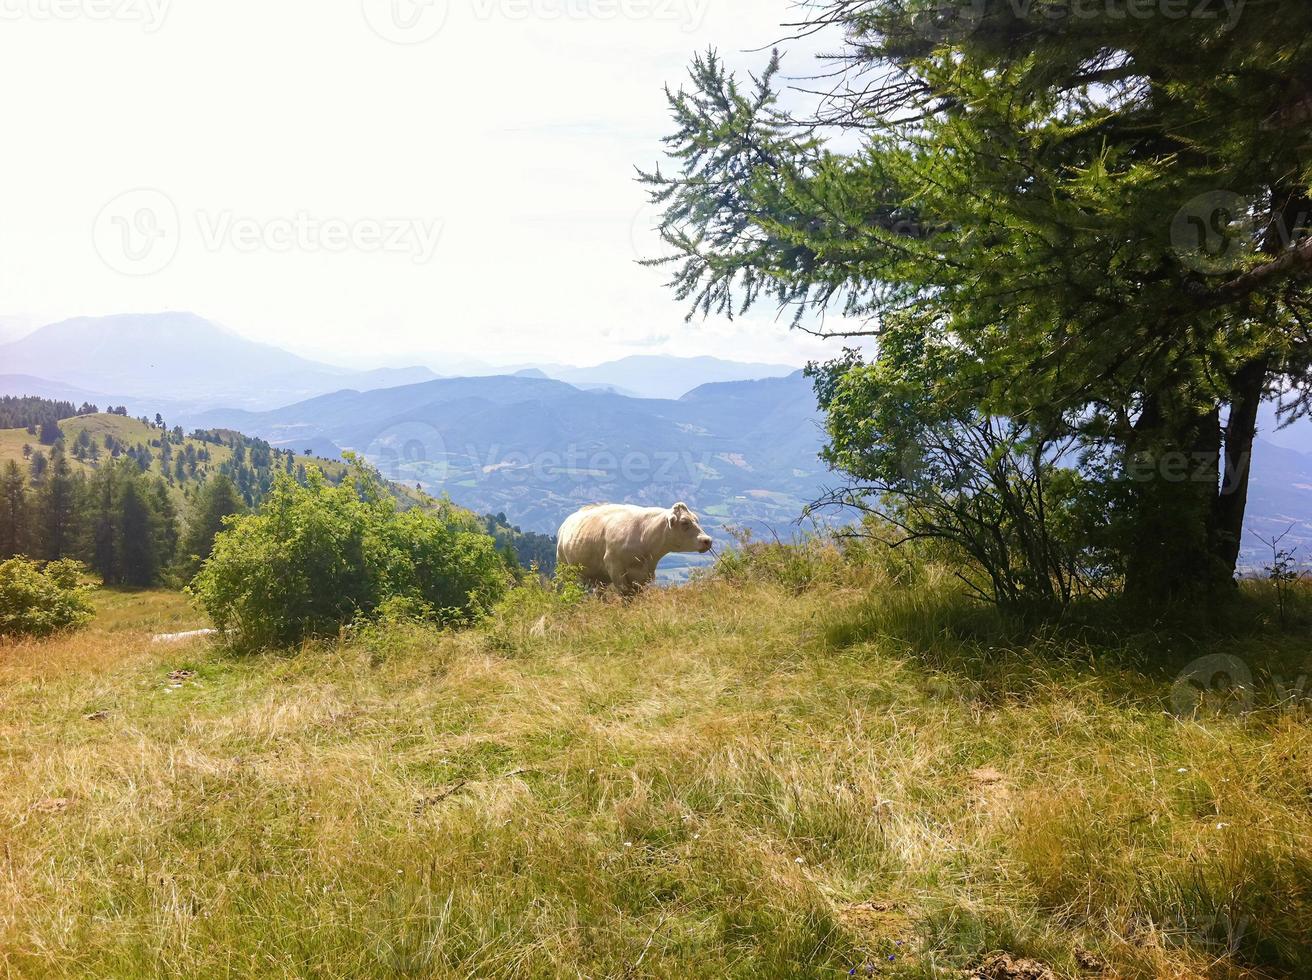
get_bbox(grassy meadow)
[1,549,1310,978]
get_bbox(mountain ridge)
[0,313,440,411]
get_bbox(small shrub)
[706,521,909,593]
[0,557,96,639]
[189,459,508,650]
[481,568,587,654]
[708,528,845,592]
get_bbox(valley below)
[4,312,1312,570]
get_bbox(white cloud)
[0,0,850,369]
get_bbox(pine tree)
[152,480,178,571]
[645,4,1312,603]
[116,475,158,586]
[35,447,78,560]
[0,461,28,558]
[84,462,121,582]
[181,473,245,572]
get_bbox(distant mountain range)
[2,310,1311,571]
[0,313,440,411]
[529,355,798,400]
[0,314,44,345]
[186,372,831,557]
[0,313,799,407]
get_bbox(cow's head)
[667,502,713,554]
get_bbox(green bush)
[189,459,508,650]
[706,520,914,593]
[0,557,96,639]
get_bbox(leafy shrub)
[189,459,508,650]
[706,521,912,593]
[481,567,588,655]
[0,557,96,638]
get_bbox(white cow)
[556,502,713,593]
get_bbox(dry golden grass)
[0,566,1309,978]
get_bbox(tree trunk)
[1123,397,1226,604]
[1212,357,1268,577]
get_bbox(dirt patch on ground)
[30,797,71,815]
[838,899,905,931]
[967,952,1058,980]
[969,766,1014,810]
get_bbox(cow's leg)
[603,551,631,595]
[621,562,658,597]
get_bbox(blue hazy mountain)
[0,313,439,411]
[4,313,1310,571]
[537,354,798,400]
[186,372,832,546]
[186,372,1312,571]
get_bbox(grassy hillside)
[1,549,1308,977]
[0,413,345,505]
[0,410,553,574]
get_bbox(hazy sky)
[0,0,845,370]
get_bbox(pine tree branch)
[1200,237,1312,312]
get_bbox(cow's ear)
[673,502,690,517]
